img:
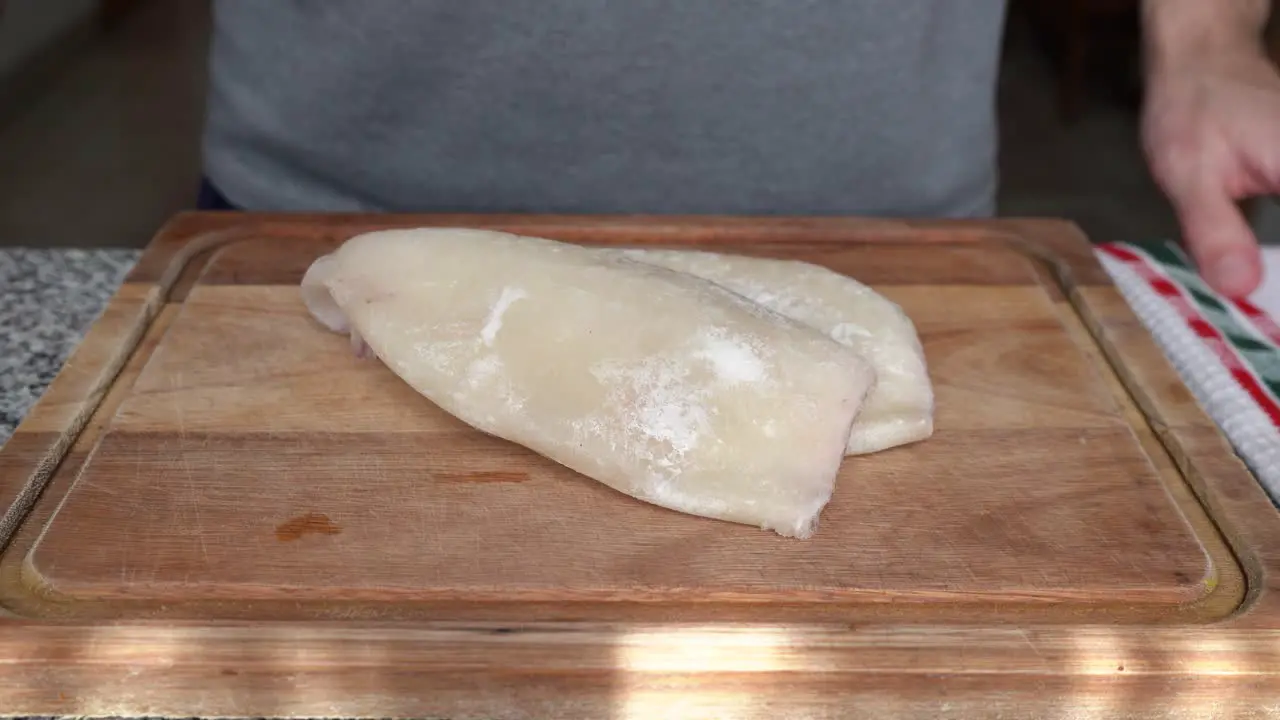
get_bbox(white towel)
[1096,242,1280,500]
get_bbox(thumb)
[1170,185,1263,298]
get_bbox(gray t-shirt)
[202,1,1007,217]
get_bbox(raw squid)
[620,248,934,454]
[302,228,876,538]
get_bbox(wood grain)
[15,239,1224,620]
[2,622,1280,718]
[0,212,1275,717]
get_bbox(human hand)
[1141,44,1280,298]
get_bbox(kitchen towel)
[1096,241,1280,501]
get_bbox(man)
[200,0,1280,297]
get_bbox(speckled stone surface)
[0,248,141,446]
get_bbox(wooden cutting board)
[1,212,1277,718]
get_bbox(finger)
[1170,186,1263,298]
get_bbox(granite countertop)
[0,248,141,445]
